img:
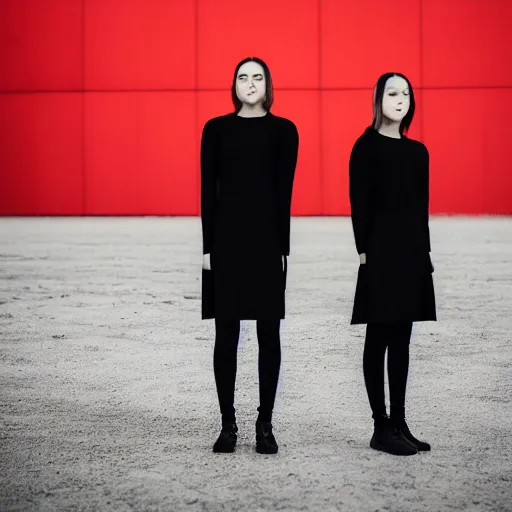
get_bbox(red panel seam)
[82,0,86,215]
[318,0,324,215]
[195,0,200,216]
[1,85,510,95]
[419,0,424,144]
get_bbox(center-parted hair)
[369,72,415,135]
[231,57,274,113]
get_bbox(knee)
[256,321,281,354]
[392,323,413,346]
[365,323,389,349]
[215,319,240,350]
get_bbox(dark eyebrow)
[385,87,409,92]
[238,73,263,79]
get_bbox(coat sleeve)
[422,145,432,252]
[200,119,218,255]
[349,136,372,255]
[277,121,299,256]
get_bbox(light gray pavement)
[0,216,511,512]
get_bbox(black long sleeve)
[422,146,432,252]
[200,119,218,255]
[349,136,372,255]
[277,121,299,256]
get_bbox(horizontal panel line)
[1,85,511,94]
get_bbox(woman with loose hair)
[349,72,436,456]
[200,57,299,455]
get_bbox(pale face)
[235,61,266,106]
[381,76,410,123]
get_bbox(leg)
[387,322,412,421]
[363,323,389,419]
[366,323,417,456]
[388,322,431,451]
[254,318,281,454]
[212,318,240,453]
[256,318,282,423]
[213,318,240,424]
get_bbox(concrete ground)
[0,216,511,512]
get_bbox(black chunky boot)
[255,421,278,454]
[370,414,418,456]
[213,422,238,453]
[395,418,431,451]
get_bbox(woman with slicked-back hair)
[349,72,436,456]
[200,57,299,455]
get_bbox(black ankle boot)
[213,422,238,453]
[370,414,417,456]
[255,421,278,454]
[394,418,431,451]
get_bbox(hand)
[203,253,211,270]
[359,253,366,265]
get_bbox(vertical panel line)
[419,0,424,143]
[82,0,86,215]
[195,0,200,216]
[318,0,324,215]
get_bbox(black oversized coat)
[349,128,437,325]
[200,112,299,320]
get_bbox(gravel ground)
[0,216,511,512]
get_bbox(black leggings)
[363,322,413,420]
[213,318,281,424]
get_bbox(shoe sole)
[370,439,417,456]
[255,445,278,454]
[213,440,237,453]
[413,445,431,452]
[213,446,236,453]
[404,438,431,452]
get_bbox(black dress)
[200,112,299,320]
[349,128,436,325]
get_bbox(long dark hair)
[231,57,274,113]
[368,72,415,136]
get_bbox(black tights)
[213,318,281,424]
[363,322,413,421]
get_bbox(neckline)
[235,111,270,119]
[374,128,404,140]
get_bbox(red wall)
[1,0,511,215]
